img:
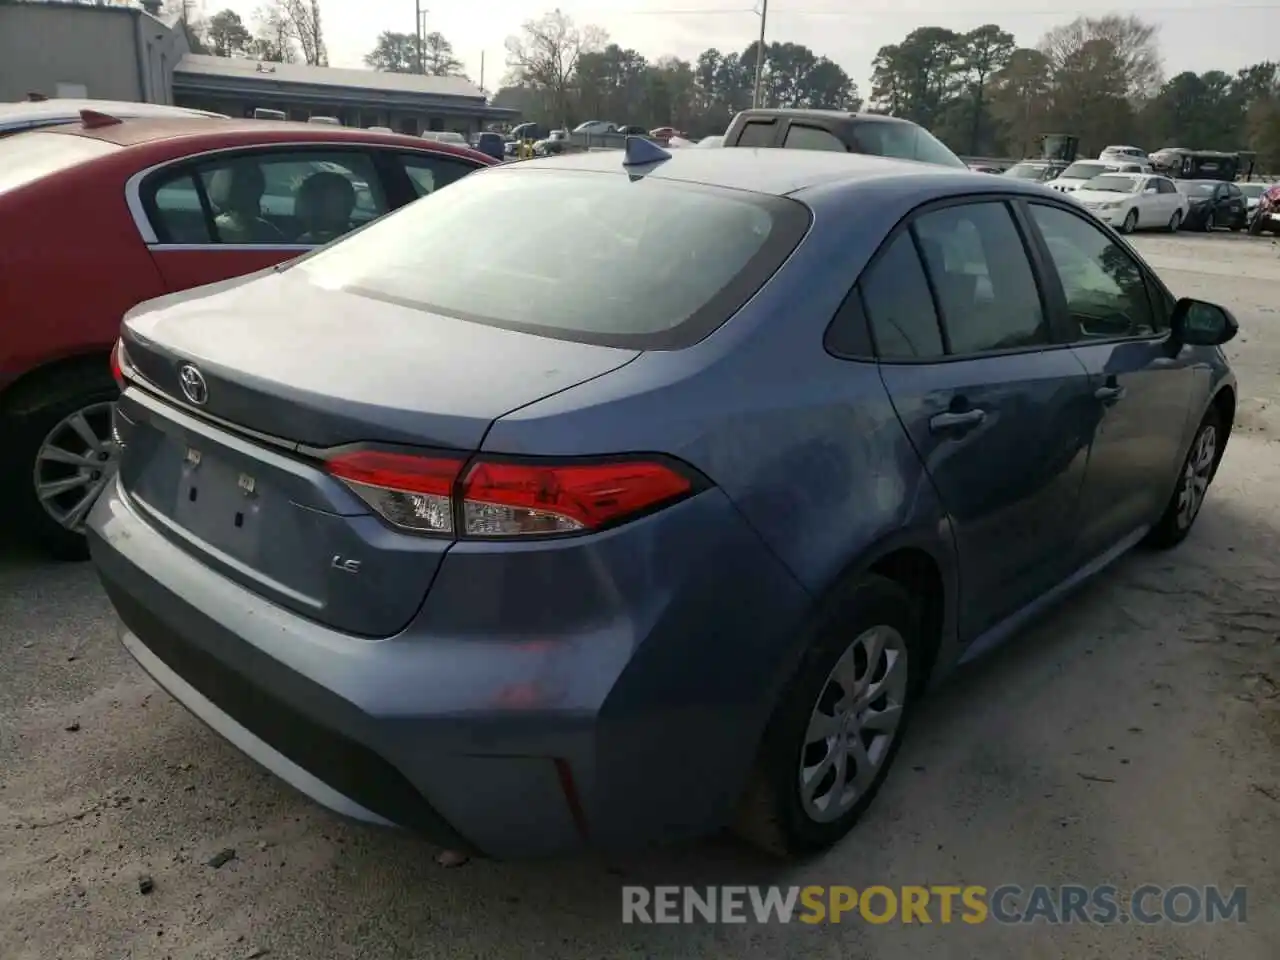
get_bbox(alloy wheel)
[1122,210,1138,234]
[1176,425,1217,530]
[1169,211,1181,233]
[799,625,909,823]
[32,401,118,533]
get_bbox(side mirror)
[1171,298,1238,346]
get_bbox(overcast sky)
[207,0,1280,96]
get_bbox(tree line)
[170,4,1280,169]
[490,10,1279,168]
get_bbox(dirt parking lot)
[2,232,1278,960]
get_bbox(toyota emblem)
[177,363,208,405]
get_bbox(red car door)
[140,146,393,292]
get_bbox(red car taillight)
[324,450,699,538]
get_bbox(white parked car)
[1069,173,1190,233]
[1099,144,1148,164]
[422,130,468,145]
[1241,181,1276,214]
[1046,160,1146,193]
[0,98,226,135]
[572,120,619,136]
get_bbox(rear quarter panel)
[0,157,165,390]
[482,177,967,685]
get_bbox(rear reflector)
[324,451,698,538]
[110,338,127,390]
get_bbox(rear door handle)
[929,409,986,432]
[1095,385,1127,403]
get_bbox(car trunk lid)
[114,270,639,635]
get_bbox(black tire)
[1,367,119,561]
[734,574,922,858]
[1168,210,1182,233]
[1144,407,1222,550]
[1248,216,1264,237]
[1120,209,1138,234]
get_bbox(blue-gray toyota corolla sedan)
[89,144,1238,860]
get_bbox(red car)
[0,112,496,559]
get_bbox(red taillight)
[325,451,462,535]
[324,451,698,538]
[110,338,126,390]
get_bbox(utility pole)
[414,1,425,74]
[751,0,768,109]
[479,51,485,93]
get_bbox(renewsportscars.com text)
[621,884,1248,925]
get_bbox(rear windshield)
[294,168,811,349]
[0,131,119,195]
[1061,162,1113,180]
[1087,175,1140,193]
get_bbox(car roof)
[0,99,227,131]
[732,108,918,127]
[35,115,490,161]
[507,147,1015,198]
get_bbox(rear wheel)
[734,575,919,857]
[3,371,119,561]
[1145,407,1221,549]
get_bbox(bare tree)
[251,0,296,62]
[281,0,327,66]
[1040,15,1162,100]
[504,9,606,124]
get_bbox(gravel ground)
[1,232,1278,959]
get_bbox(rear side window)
[736,120,778,147]
[147,150,388,245]
[0,132,119,195]
[294,169,810,349]
[783,124,846,153]
[913,202,1048,354]
[399,152,480,198]
[853,122,964,168]
[860,232,944,359]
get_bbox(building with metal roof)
[172,55,518,136]
[1,2,518,137]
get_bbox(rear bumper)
[88,476,811,859]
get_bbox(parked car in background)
[1099,145,1148,163]
[423,131,468,146]
[967,163,1003,174]
[470,131,505,161]
[0,113,495,559]
[573,120,619,136]
[1003,160,1064,183]
[365,125,394,133]
[1045,160,1146,193]
[0,98,227,136]
[509,121,549,142]
[1241,181,1275,215]
[722,109,966,167]
[1176,179,1249,231]
[92,147,1236,862]
[1069,173,1189,233]
[307,115,342,126]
